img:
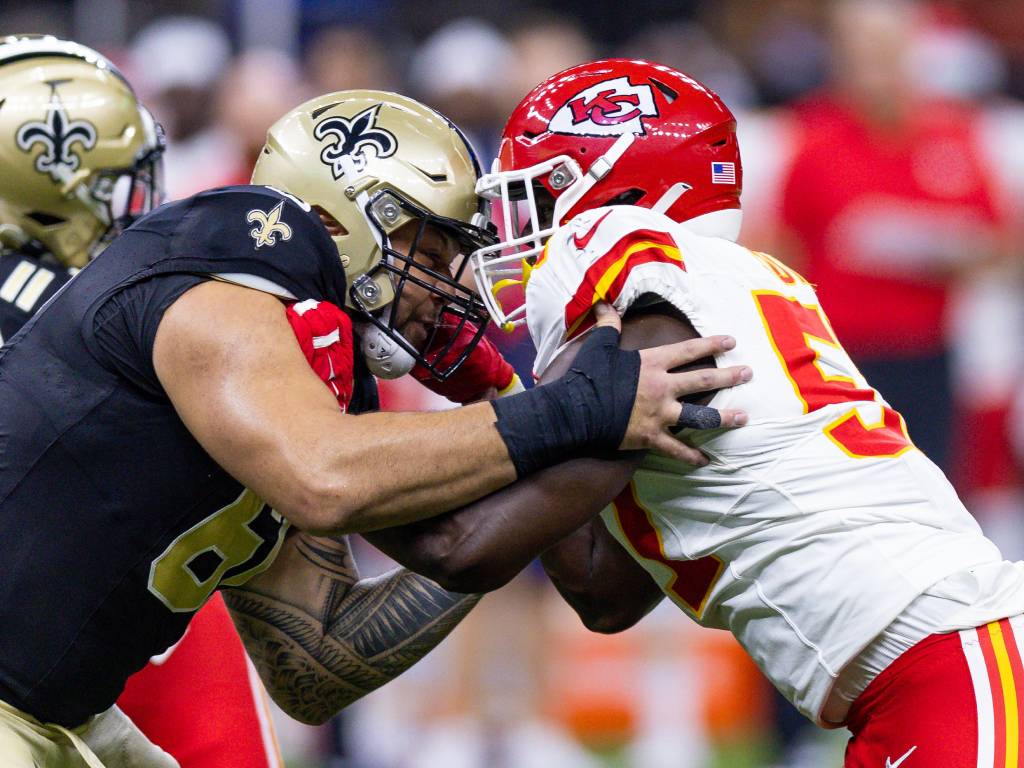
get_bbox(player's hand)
[411,312,522,403]
[591,303,750,464]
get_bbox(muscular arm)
[365,305,730,619]
[363,451,644,593]
[222,531,479,725]
[153,282,717,535]
[154,282,510,534]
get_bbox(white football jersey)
[526,204,1020,722]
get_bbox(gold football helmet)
[0,35,165,268]
[252,90,494,379]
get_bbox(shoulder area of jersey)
[144,184,328,249]
[545,203,735,266]
[535,206,687,285]
[524,205,686,377]
[553,205,677,254]
[192,184,314,216]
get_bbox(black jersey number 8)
[148,488,290,612]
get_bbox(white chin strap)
[552,131,636,225]
[677,208,744,242]
[358,323,417,379]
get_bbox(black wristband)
[491,326,641,478]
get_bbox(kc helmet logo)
[16,84,98,183]
[314,104,397,180]
[548,77,659,137]
[247,200,292,249]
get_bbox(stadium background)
[4,0,1024,765]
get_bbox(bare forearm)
[308,404,516,533]
[224,534,479,724]
[364,452,643,592]
[158,282,740,538]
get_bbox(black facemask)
[350,190,497,381]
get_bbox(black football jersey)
[0,185,376,726]
[0,250,75,344]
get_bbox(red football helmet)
[471,58,742,329]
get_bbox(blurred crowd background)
[6,0,1024,765]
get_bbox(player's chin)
[399,320,429,351]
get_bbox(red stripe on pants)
[977,624,1006,768]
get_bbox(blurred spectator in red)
[776,0,1011,473]
[305,24,398,94]
[128,16,233,199]
[909,10,1024,554]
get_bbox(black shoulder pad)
[125,185,347,306]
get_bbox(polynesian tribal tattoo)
[223,533,480,724]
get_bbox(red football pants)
[117,594,282,767]
[845,615,1024,768]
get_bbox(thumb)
[592,301,621,332]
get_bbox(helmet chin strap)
[553,131,636,224]
[341,153,410,378]
[358,322,417,379]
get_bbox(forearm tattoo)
[223,533,480,724]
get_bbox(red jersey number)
[753,291,913,459]
[612,481,723,619]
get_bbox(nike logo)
[886,745,917,768]
[572,210,613,250]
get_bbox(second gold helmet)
[0,35,165,267]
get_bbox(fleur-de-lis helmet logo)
[16,83,98,183]
[247,200,292,248]
[313,104,397,180]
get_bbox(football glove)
[285,299,354,411]
[412,313,522,403]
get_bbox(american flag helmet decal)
[711,162,736,184]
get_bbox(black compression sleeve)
[491,326,641,477]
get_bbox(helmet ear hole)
[313,205,347,236]
[25,211,66,226]
[604,188,645,207]
[533,184,556,229]
[649,77,679,103]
